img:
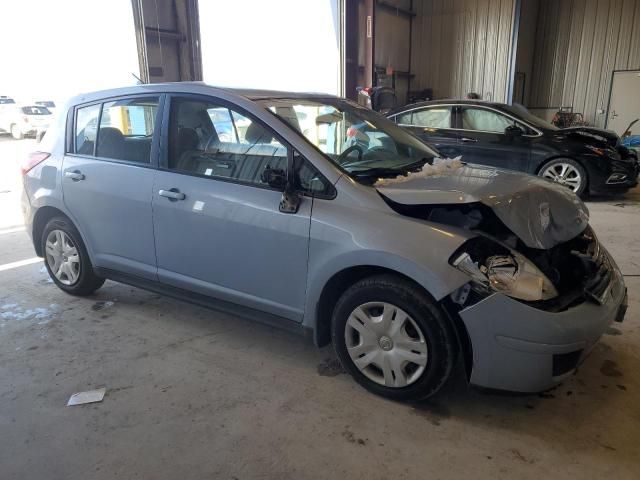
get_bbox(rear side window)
[96,97,159,163]
[412,107,452,128]
[168,97,288,188]
[75,104,101,155]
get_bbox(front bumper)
[589,155,639,194]
[459,251,626,392]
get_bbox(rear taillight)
[21,152,50,175]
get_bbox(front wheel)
[539,158,587,196]
[331,274,458,402]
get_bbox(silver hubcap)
[541,162,582,192]
[45,230,80,285]
[344,302,428,388]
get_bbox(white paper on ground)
[67,388,106,406]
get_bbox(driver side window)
[168,97,288,188]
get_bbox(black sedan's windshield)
[259,98,439,177]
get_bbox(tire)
[331,274,458,402]
[11,124,23,140]
[538,157,588,197]
[42,216,105,296]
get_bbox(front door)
[62,96,161,280]
[151,96,311,322]
[455,106,531,172]
[394,106,462,158]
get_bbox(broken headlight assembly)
[450,237,558,302]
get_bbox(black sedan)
[388,100,639,196]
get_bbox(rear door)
[151,95,313,322]
[393,106,462,158]
[62,95,161,280]
[455,105,531,171]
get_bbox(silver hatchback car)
[22,83,627,401]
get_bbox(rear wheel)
[539,158,587,196]
[42,217,105,296]
[331,274,457,402]
[10,124,23,140]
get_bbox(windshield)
[507,104,557,131]
[259,98,439,179]
[36,101,55,108]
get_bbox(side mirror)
[279,187,301,214]
[261,167,287,189]
[505,125,523,137]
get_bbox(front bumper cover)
[459,250,626,392]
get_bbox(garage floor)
[1,137,639,479]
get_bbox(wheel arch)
[313,265,472,372]
[535,154,587,175]
[32,206,72,256]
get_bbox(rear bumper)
[459,251,626,392]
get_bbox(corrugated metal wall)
[411,0,516,102]
[528,0,640,127]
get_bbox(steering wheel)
[363,145,395,159]
[337,144,364,165]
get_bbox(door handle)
[159,189,186,201]
[460,137,478,143]
[64,170,85,181]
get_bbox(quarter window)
[96,97,159,163]
[75,104,101,155]
[461,107,517,133]
[168,97,288,188]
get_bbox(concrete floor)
[1,136,639,479]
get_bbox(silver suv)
[21,83,627,401]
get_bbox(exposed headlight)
[451,239,558,302]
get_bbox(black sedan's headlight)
[450,237,558,302]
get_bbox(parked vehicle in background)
[0,96,16,106]
[22,84,627,401]
[389,100,639,196]
[0,96,17,135]
[0,104,52,139]
[35,100,56,115]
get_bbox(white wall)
[411,0,517,102]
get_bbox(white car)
[0,104,52,139]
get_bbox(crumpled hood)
[557,126,619,148]
[376,164,590,249]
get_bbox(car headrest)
[245,122,273,145]
[98,127,125,145]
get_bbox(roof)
[67,82,338,106]
[388,99,510,115]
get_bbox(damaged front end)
[384,197,611,312]
[375,165,627,392]
[375,165,613,312]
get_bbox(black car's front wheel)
[331,274,457,402]
[539,158,587,196]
